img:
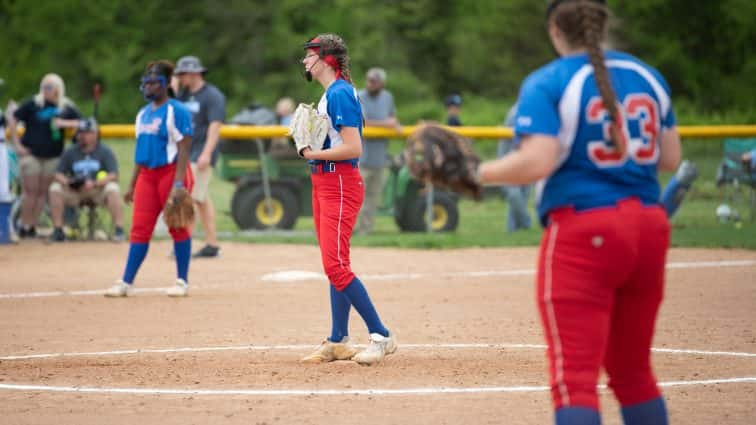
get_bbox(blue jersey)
[312,79,362,166]
[514,50,676,225]
[134,99,193,169]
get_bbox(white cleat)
[300,337,358,363]
[104,280,133,298]
[165,278,189,297]
[352,332,398,366]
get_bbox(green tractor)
[381,158,459,232]
[219,104,460,232]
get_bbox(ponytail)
[552,0,625,153]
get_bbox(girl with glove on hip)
[105,60,195,298]
[476,1,682,424]
[297,34,397,365]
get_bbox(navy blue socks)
[329,285,351,343]
[174,238,191,282]
[555,407,600,425]
[341,277,389,337]
[621,397,668,425]
[122,242,149,284]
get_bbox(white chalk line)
[1,342,754,361]
[0,287,168,299]
[0,377,754,397]
[2,259,754,300]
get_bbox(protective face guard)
[139,74,167,100]
[140,75,167,89]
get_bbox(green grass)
[105,133,756,251]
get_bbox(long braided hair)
[307,33,353,84]
[550,0,625,153]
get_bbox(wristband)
[173,181,185,189]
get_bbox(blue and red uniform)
[515,51,674,416]
[121,99,194,285]
[311,79,362,290]
[310,78,390,343]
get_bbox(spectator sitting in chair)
[48,117,124,242]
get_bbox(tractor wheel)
[231,184,299,230]
[398,191,459,232]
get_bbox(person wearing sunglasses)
[8,73,81,238]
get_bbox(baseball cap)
[77,117,99,134]
[444,94,462,107]
[175,56,207,74]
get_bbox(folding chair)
[716,138,756,221]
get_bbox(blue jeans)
[501,185,531,232]
[498,139,532,232]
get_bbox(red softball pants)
[311,163,363,291]
[536,197,670,410]
[130,163,194,243]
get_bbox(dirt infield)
[0,241,754,424]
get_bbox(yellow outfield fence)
[97,124,756,140]
[6,124,756,140]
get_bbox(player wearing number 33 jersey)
[476,1,682,424]
[517,50,675,222]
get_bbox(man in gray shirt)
[357,67,401,235]
[175,56,226,258]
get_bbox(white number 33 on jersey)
[586,94,660,167]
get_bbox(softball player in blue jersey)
[105,60,195,298]
[476,1,682,424]
[298,34,397,366]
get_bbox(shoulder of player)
[520,62,562,95]
[327,79,354,95]
[327,81,359,103]
[168,98,192,115]
[137,103,151,115]
[606,50,672,92]
[520,56,592,98]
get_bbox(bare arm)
[53,118,81,129]
[477,134,561,186]
[303,127,362,161]
[202,121,222,156]
[124,166,141,203]
[657,128,682,172]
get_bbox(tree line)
[1,0,754,123]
